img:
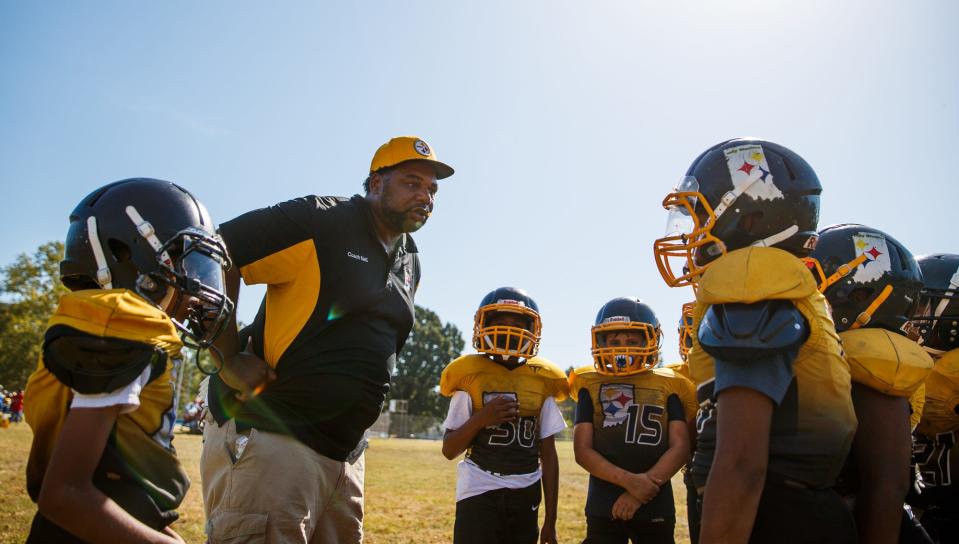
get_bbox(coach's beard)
[384,206,431,233]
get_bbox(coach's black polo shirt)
[209,194,420,462]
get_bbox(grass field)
[0,424,691,543]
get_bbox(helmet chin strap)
[86,216,113,289]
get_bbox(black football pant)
[582,515,675,544]
[697,481,856,544]
[454,482,542,544]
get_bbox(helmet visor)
[663,177,699,237]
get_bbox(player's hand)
[475,395,519,427]
[539,522,558,544]
[622,472,660,504]
[611,491,642,520]
[162,526,187,543]
[219,338,277,401]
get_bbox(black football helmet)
[473,287,542,361]
[61,178,233,370]
[678,302,695,363]
[654,138,821,287]
[806,224,922,336]
[591,297,662,375]
[911,253,959,354]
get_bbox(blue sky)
[3,1,957,368]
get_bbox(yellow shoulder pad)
[917,349,959,435]
[526,356,570,401]
[652,367,698,421]
[665,361,691,381]
[698,247,818,305]
[839,329,934,397]
[909,384,925,431]
[439,353,490,397]
[568,364,598,401]
[49,289,182,359]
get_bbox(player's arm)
[539,435,559,544]
[850,383,912,544]
[645,415,691,485]
[696,300,807,543]
[37,406,183,544]
[701,387,773,542]
[442,394,518,459]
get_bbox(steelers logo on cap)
[413,139,431,157]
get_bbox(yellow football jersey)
[913,349,959,497]
[440,354,568,475]
[24,289,188,522]
[687,247,857,489]
[665,361,692,382]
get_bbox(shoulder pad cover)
[917,349,959,435]
[525,356,570,401]
[909,384,925,431]
[839,328,934,396]
[698,299,809,362]
[439,354,491,397]
[665,361,691,380]
[49,289,182,359]
[698,247,818,305]
[568,365,598,399]
[43,325,167,395]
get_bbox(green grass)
[0,424,691,543]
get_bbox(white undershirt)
[70,365,152,414]
[444,391,567,502]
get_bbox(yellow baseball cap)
[369,136,454,179]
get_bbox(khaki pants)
[201,416,365,543]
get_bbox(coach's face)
[369,161,438,234]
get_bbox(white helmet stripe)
[125,205,173,267]
[86,216,113,289]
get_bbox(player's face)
[486,312,532,351]
[373,161,438,234]
[602,330,647,348]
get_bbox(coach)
[201,136,454,543]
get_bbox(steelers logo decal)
[413,139,431,157]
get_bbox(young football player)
[653,139,858,543]
[664,302,699,544]
[805,224,934,544]
[440,287,569,544]
[909,253,959,542]
[23,178,233,543]
[569,298,696,544]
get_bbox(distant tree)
[0,242,68,388]
[389,305,465,419]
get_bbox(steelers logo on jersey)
[600,383,635,429]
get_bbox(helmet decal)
[723,144,784,202]
[851,232,892,283]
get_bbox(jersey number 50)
[489,417,537,448]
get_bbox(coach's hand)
[220,338,277,401]
[475,395,520,427]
